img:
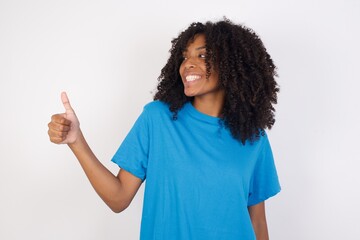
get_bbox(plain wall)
[0,0,359,239]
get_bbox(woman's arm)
[248,201,269,240]
[67,131,142,213]
[48,92,142,213]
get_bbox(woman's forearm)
[48,93,141,213]
[68,131,128,212]
[252,218,269,240]
[248,202,269,240]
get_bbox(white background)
[0,0,359,239]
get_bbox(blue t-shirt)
[112,101,280,240]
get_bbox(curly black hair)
[154,18,279,144]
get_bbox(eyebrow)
[183,46,206,52]
[196,46,206,50]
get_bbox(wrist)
[67,130,85,149]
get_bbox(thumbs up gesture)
[48,92,80,144]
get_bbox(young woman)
[48,19,280,240]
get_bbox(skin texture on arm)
[48,92,142,213]
[248,201,269,240]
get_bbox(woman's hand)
[47,92,142,212]
[48,92,80,145]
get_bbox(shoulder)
[245,130,270,150]
[143,100,168,110]
[256,130,270,146]
[255,130,273,154]
[143,100,169,112]
[142,101,172,118]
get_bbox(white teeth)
[186,75,200,82]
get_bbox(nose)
[182,57,196,69]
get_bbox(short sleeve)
[111,108,150,181]
[247,133,281,206]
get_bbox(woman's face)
[179,34,223,99]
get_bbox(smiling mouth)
[185,75,201,82]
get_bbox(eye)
[199,54,206,59]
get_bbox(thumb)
[61,91,74,114]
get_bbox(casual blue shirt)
[112,101,280,240]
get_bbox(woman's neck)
[192,91,225,117]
